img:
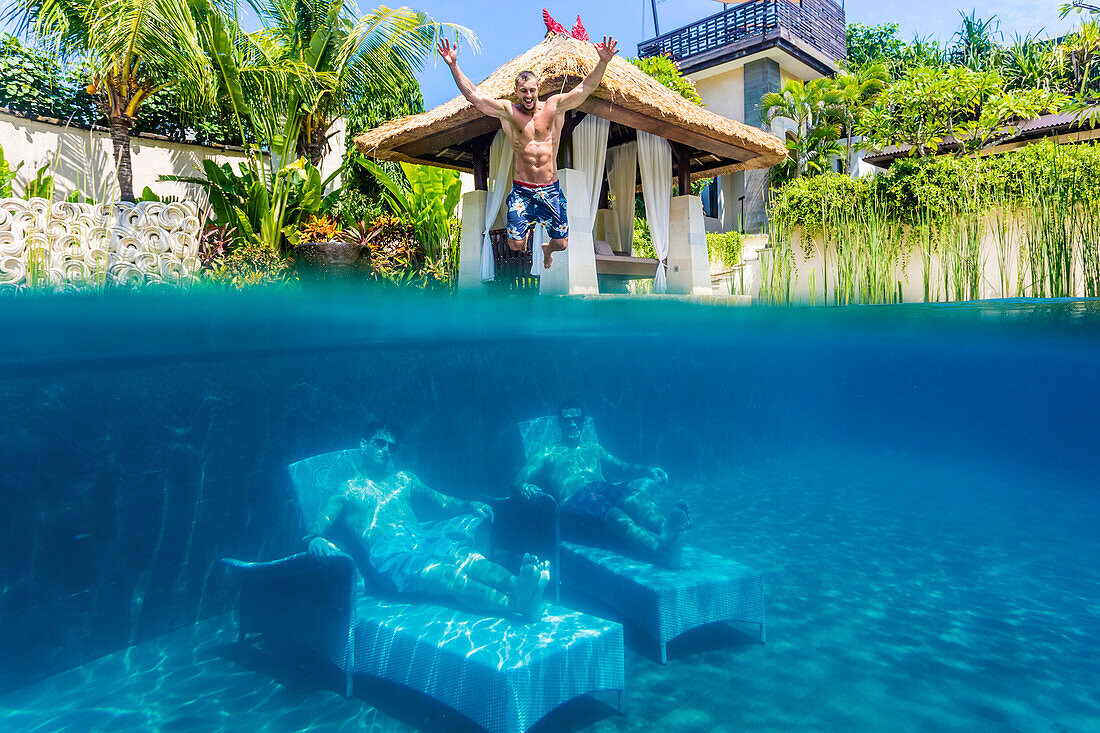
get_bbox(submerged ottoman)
[351,597,625,733]
[226,552,625,733]
[558,542,765,664]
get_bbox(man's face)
[361,429,397,469]
[515,79,538,112]
[558,408,584,442]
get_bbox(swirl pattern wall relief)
[0,198,202,289]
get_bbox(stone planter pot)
[291,240,370,284]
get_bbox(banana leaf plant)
[165,156,340,250]
[0,144,23,197]
[180,0,470,255]
[361,158,461,260]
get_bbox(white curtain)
[638,131,672,293]
[573,115,609,239]
[481,131,513,282]
[607,141,637,254]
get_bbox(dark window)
[702,179,720,218]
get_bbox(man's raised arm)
[438,38,510,119]
[554,36,618,111]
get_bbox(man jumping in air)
[438,33,617,269]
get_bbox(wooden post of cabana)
[355,32,785,296]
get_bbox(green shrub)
[771,140,1100,233]
[767,140,1100,302]
[707,230,743,266]
[333,189,385,227]
[633,217,656,258]
[207,241,289,288]
[630,55,703,105]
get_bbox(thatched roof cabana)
[355,33,786,182]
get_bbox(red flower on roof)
[571,16,589,41]
[543,9,567,35]
[543,9,590,40]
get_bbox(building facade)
[638,0,845,233]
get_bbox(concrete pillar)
[539,168,599,295]
[743,58,781,234]
[457,189,488,291]
[595,209,620,252]
[744,58,781,130]
[667,194,712,296]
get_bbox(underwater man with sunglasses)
[515,401,691,568]
[307,422,551,622]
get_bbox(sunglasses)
[366,436,397,451]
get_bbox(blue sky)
[2,0,1079,109]
[413,0,1077,107]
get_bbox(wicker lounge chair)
[509,417,766,664]
[222,448,626,733]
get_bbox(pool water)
[1,292,1097,731]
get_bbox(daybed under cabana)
[356,31,786,295]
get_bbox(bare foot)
[542,243,553,269]
[658,504,690,570]
[529,559,551,620]
[514,553,548,622]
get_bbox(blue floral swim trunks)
[506,180,569,241]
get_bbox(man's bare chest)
[509,110,557,142]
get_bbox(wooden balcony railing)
[637,0,845,66]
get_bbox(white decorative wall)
[0,198,202,289]
[0,110,345,203]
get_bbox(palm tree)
[828,64,887,174]
[760,78,843,180]
[9,0,217,201]
[248,0,472,168]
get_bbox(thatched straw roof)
[355,33,787,180]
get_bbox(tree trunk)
[299,118,330,170]
[109,115,136,202]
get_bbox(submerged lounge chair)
[222,448,626,733]
[501,417,766,664]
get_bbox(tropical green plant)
[950,11,1000,71]
[361,159,461,261]
[768,140,1100,302]
[0,33,69,117]
[706,230,743,267]
[996,33,1061,92]
[207,238,290,287]
[858,65,1064,157]
[247,0,467,167]
[760,78,843,181]
[0,143,24,196]
[9,0,219,201]
[822,63,887,173]
[21,164,54,199]
[846,23,906,71]
[1055,20,1100,98]
[632,216,655,259]
[630,54,702,104]
[332,187,385,226]
[181,0,470,258]
[165,157,338,250]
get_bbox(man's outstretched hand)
[309,536,342,557]
[595,36,618,63]
[438,37,458,66]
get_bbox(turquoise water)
[1,292,1098,731]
